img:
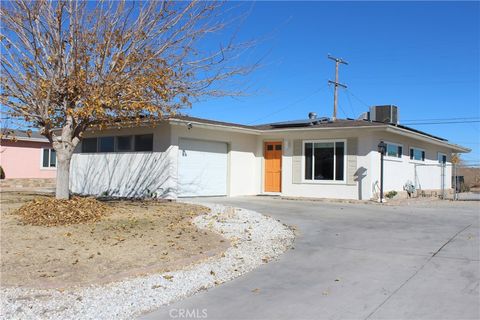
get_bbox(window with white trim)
[410,147,425,161]
[438,152,447,164]
[42,148,56,168]
[386,143,403,158]
[304,141,345,181]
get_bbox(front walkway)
[141,196,479,320]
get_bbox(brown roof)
[168,114,449,142]
[169,115,385,130]
[253,119,386,130]
[1,128,49,142]
[167,115,256,130]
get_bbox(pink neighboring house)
[0,130,56,179]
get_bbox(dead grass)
[0,191,229,289]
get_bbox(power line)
[403,117,480,122]
[248,85,329,124]
[402,120,480,125]
[344,88,370,108]
[344,89,357,118]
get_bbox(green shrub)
[385,190,398,199]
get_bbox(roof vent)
[308,112,317,120]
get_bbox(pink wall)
[0,140,56,179]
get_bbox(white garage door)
[178,138,228,197]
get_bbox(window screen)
[82,138,98,153]
[42,149,56,168]
[42,149,49,167]
[117,136,132,151]
[134,134,153,151]
[99,137,114,152]
[49,149,56,167]
[387,143,402,158]
[438,153,447,164]
[410,148,425,161]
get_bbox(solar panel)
[268,117,330,128]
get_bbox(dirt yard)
[0,192,229,289]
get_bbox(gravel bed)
[0,203,295,320]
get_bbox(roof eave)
[385,126,470,153]
[169,118,262,135]
[1,137,49,143]
[259,124,386,132]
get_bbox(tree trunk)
[55,150,72,200]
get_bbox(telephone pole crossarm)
[328,80,347,88]
[328,55,349,65]
[327,54,348,121]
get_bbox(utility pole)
[328,55,348,121]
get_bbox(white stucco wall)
[258,128,377,200]
[368,131,453,197]
[69,121,459,200]
[169,123,260,197]
[70,124,176,198]
[256,128,455,200]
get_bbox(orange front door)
[264,141,282,192]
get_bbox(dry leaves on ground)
[14,196,109,226]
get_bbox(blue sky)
[187,1,480,163]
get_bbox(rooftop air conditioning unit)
[369,105,398,124]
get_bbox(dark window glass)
[50,149,56,167]
[439,154,447,164]
[117,136,132,151]
[135,134,153,151]
[305,143,313,180]
[411,148,424,161]
[43,149,49,167]
[267,144,273,151]
[304,142,345,181]
[275,144,282,150]
[314,143,334,180]
[335,142,344,180]
[82,138,98,153]
[387,143,401,158]
[99,136,115,152]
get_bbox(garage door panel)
[178,139,227,197]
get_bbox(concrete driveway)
[141,197,480,320]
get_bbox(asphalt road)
[141,197,480,320]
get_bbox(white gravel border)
[1,203,295,320]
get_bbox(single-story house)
[70,106,469,200]
[0,130,57,180]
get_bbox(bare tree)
[1,0,256,199]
